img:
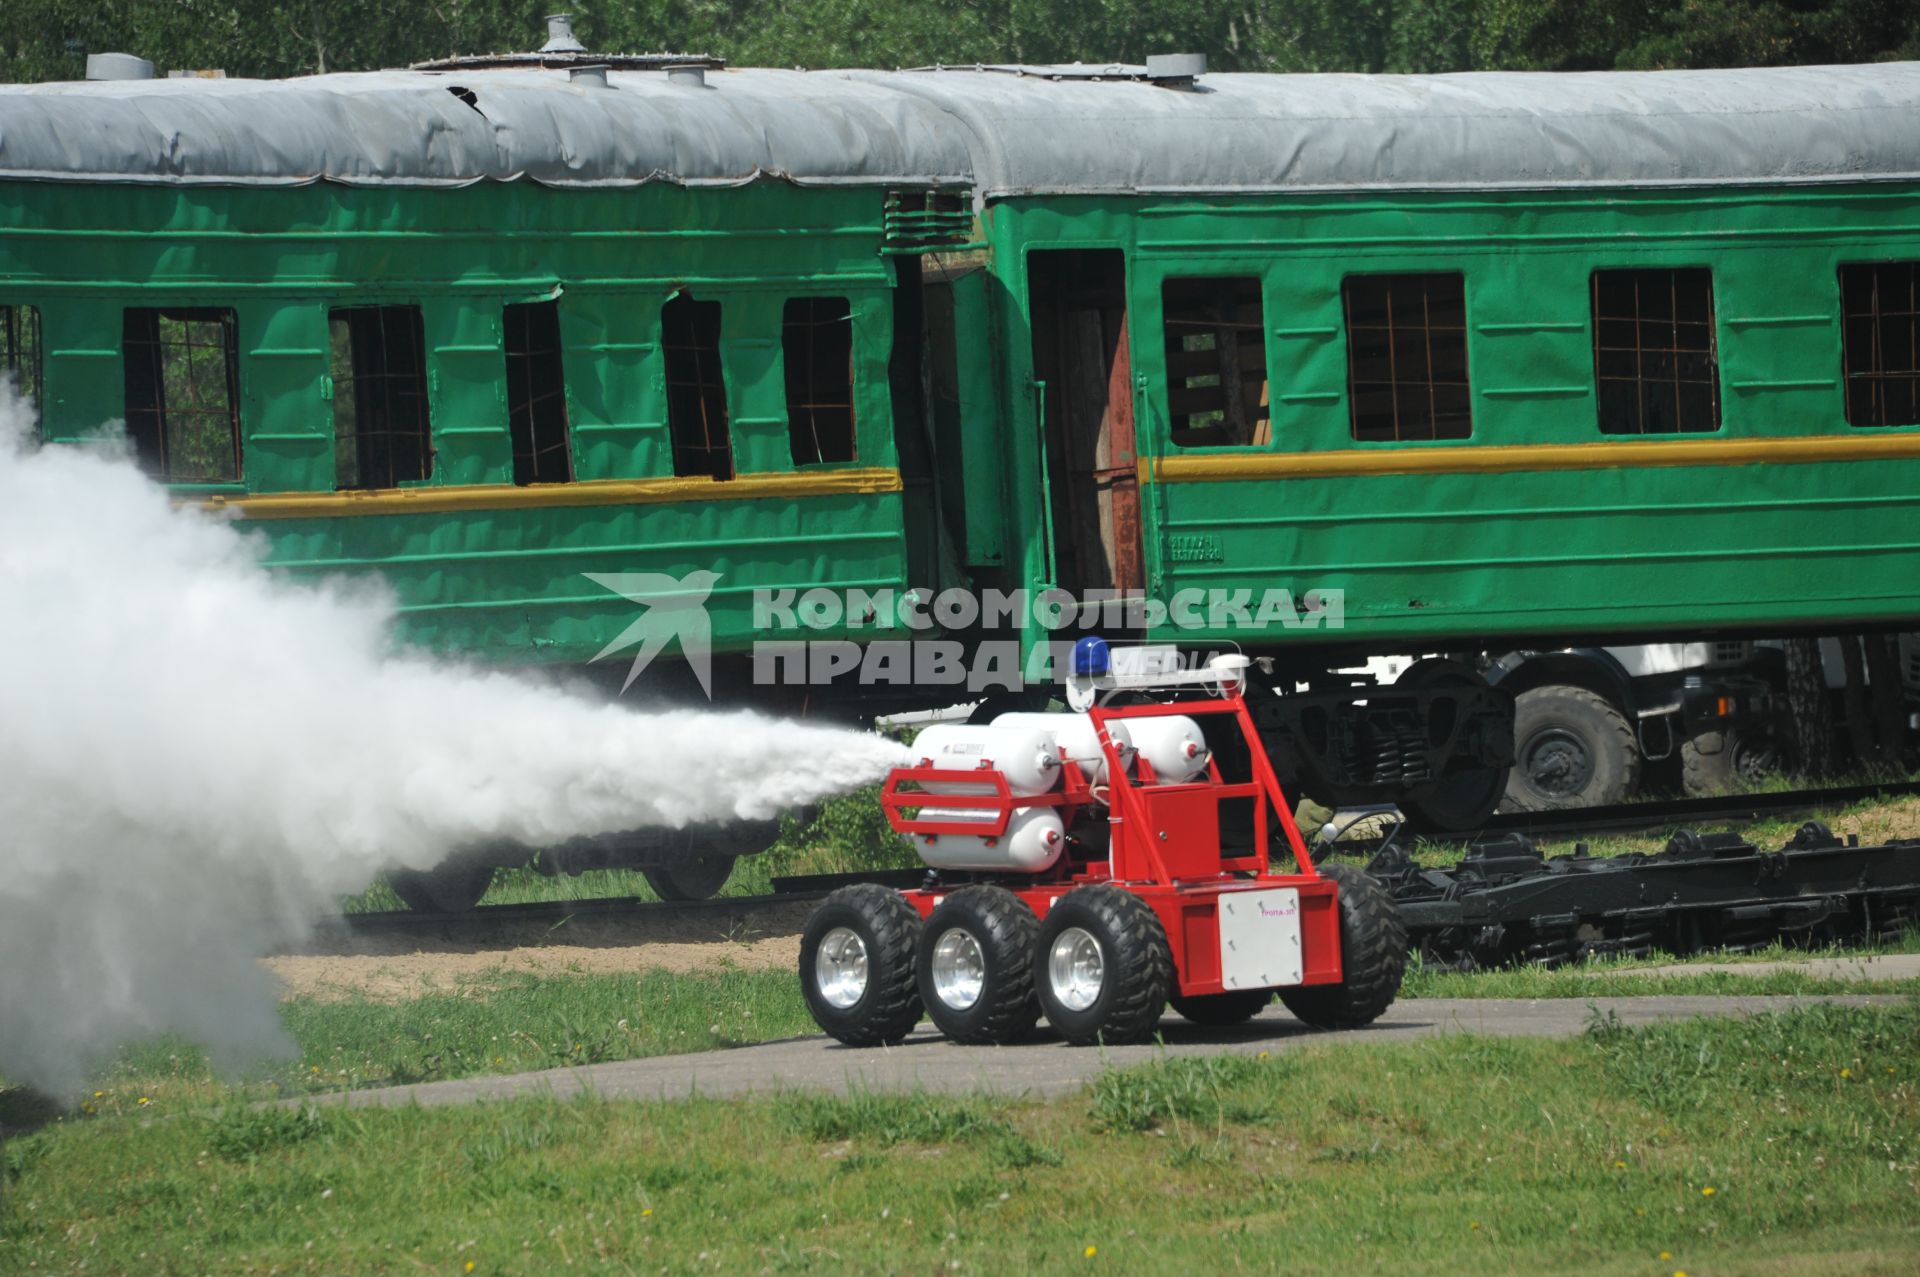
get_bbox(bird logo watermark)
[584,569,719,696]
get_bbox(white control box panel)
[1217,888,1305,990]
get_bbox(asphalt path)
[307,994,1902,1110]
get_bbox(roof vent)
[540,13,587,54]
[667,63,707,89]
[570,64,609,89]
[85,52,155,81]
[1145,52,1205,88]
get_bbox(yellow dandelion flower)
[1256,1051,1271,1061]
[1660,1252,1672,1261]
[1701,1186,1716,1197]
[1084,1246,1097,1259]
[1470,1221,1481,1230]
[1614,1160,1627,1170]
[464,1264,475,1274]
[1675,1271,1688,1277]
[93,1090,103,1098]
[137,1097,150,1106]
[642,1209,653,1218]
[1840,1068,1852,1078]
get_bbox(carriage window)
[783,297,857,465]
[1342,273,1472,442]
[1839,261,1920,427]
[1161,277,1269,446]
[661,291,731,479]
[329,305,432,489]
[1591,268,1720,435]
[503,300,573,484]
[122,307,242,482]
[1,304,42,419]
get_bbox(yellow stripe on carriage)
[1141,432,1920,484]
[195,467,906,520]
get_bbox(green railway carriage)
[6,44,1920,889]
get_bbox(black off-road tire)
[917,886,1042,1045]
[1169,988,1273,1027]
[1502,685,1639,811]
[1681,728,1779,797]
[388,861,496,913]
[1277,863,1408,1030]
[643,853,736,901]
[800,885,924,1047]
[1033,885,1173,1046]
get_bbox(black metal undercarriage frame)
[1360,821,1920,969]
[1251,680,1516,804]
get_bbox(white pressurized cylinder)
[989,711,1135,783]
[909,724,1061,795]
[910,806,1067,873]
[1126,714,1210,783]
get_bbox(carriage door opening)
[1027,250,1144,610]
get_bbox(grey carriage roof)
[1,60,1918,196]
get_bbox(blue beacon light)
[1071,635,1111,678]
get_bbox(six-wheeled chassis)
[799,670,1410,1046]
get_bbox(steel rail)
[1466,779,1920,845]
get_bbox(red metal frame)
[882,682,1345,997]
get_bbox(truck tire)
[1501,685,1639,811]
[1170,988,1273,1027]
[642,853,735,901]
[917,886,1042,1044]
[1034,885,1173,1046]
[800,885,924,1046]
[1277,863,1408,1030]
[1681,728,1780,797]
[387,861,495,913]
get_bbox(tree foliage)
[1,0,1915,82]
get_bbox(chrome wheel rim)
[930,928,986,1010]
[815,926,869,1009]
[1048,926,1104,1012]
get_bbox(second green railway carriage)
[4,43,1919,894]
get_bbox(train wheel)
[1502,686,1639,811]
[387,861,495,913]
[1396,658,1509,832]
[1169,988,1273,1027]
[1278,863,1408,1030]
[642,853,735,901]
[800,885,924,1046]
[1034,885,1172,1046]
[1681,727,1779,797]
[917,886,1041,1045]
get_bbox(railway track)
[324,780,1920,944]
[1468,778,1920,844]
[323,871,925,939]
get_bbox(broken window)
[1343,273,1472,442]
[1839,261,1920,427]
[122,307,242,482]
[503,300,573,484]
[0,304,42,422]
[1591,268,1721,435]
[329,305,432,490]
[783,297,857,464]
[1161,277,1269,446]
[661,291,731,479]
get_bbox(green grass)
[8,935,1917,1136]
[0,967,816,1126]
[4,1004,1915,1274]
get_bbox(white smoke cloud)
[0,396,907,1096]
